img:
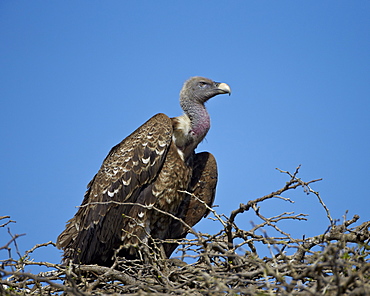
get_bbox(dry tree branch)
[1,166,369,295]
[225,165,322,250]
[277,165,333,225]
[79,200,200,239]
[0,216,16,228]
[0,233,26,253]
[178,190,228,227]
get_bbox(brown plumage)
[57,77,231,265]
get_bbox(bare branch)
[1,167,369,295]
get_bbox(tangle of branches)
[1,166,369,295]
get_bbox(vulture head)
[175,76,231,156]
[180,76,231,107]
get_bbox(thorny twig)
[1,167,369,296]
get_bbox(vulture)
[57,76,231,266]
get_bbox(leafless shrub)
[1,166,369,295]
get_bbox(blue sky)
[1,1,369,268]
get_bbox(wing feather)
[57,113,173,264]
[186,152,218,223]
[164,152,218,257]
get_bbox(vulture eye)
[198,82,209,89]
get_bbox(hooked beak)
[215,82,231,95]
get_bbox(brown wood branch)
[0,268,87,296]
[0,233,26,251]
[225,169,321,250]
[0,216,16,228]
[292,218,370,262]
[2,167,369,295]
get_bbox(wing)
[57,113,173,265]
[185,152,218,224]
[164,152,218,257]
